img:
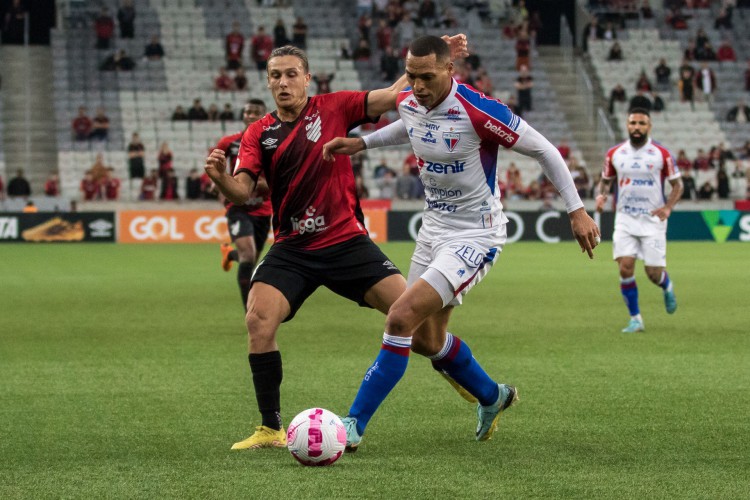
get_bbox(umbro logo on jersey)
[306,116,322,143]
[262,138,278,148]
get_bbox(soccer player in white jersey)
[323,36,600,449]
[596,108,683,333]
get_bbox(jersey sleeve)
[455,84,525,149]
[602,146,618,179]
[659,146,681,180]
[325,91,371,129]
[215,135,234,153]
[235,124,263,180]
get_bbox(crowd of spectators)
[170,99,245,122]
[71,107,111,141]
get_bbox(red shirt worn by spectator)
[95,15,114,40]
[717,44,736,62]
[72,115,92,139]
[80,177,100,200]
[104,176,120,200]
[140,174,158,200]
[557,143,571,160]
[251,32,274,64]
[226,32,244,62]
[215,73,234,91]
[44,178,59,196]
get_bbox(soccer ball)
[287,408,346,466]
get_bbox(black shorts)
[252,235,402,322]
[226,206,271,255]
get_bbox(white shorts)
[406,224,506,307]
[612,227,667,267]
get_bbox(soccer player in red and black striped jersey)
[206,39,468,452]
[215,99,272,310]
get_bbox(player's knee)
[245,309,275,344]
[410,334,441,357]
[645,268,662,283]
[385,305,417,337]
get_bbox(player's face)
[242,104,266,126]
[405,53,453,109]
[627,113,651,146]
[267,55,310,110]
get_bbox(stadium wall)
[2,210,750,244]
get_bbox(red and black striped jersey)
[236,91,374,250]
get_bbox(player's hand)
[595,194,607,213]
[322,137,366,162]
[651,206,671,221]
[442,34,468,60]
[569,207,601,259]
[204,149,228,181]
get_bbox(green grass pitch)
[1,241,748,498]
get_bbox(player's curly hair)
[268,45,309,73]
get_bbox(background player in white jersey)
[324,36,600,449]
[596,108,683,333]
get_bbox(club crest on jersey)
[306,116,322,143]
[443,132,460,152]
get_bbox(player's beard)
[629,131,647,147]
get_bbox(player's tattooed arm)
[595,177,614,213]
[365,34,468,118]
[652,177,683,221]
[204,148,257,205]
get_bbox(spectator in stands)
[557,141,571,160]
[219,103,235,121]
[127,132,145,179]
[89,108,110,141]
[140,169,158,200]
[358,14,372,41]
[186,168,202,200]
[376,169,397,199]
[526,180,541,199]
[340,42,351,60]
[200,171,216,199]
[90,153,109,184]
[714,6,733,30]
[678,65,695,108]
[665,8,688,30]
[726,99,750,122]
[417,0,437,27]
[251,26,274,76]
[641,0,654,18]
[0,175,4,201]
[474,69,494,97]
[313,72,335,95]
[94,7,115,49]
[1,0,27,45]
[505,95,521,117]
[353,38,372,61]
[505,162,525,199]
[160,168,179,200]
[698,42,717,62]
[225,22,245,70]
[680,170,696,200]
[234,67,248,91]
[572,162,590,199]
[629,91,652,113]
[581,17,603,53]
[144,35,165,60]
[609,83,627,114]
[80,171,100,201]
[515,64,533,114]
[43,172,59,197]
[158,142,174,178]
[717,142,736,164]
[207,104,220,122]
[273,18,288,48]
[396,162,419,199]
[694,148,711,170]
[372,157,393,179]
[381,45,400,81]
[292,17,307,49]
[717,168,731,199]
[71,106,93,141]
[515,30,531,70]
[607,41,623,61]
[654,58,671,91]
[745,60,750,91]
[695,62,716,103]
[376,19,392,51]
[11,174,34,201]
[117,0,136,39]
[214,67,235,91]
[684,40,697,61]
[635,71,653,93]
[739,141,750,160]
[22,200,37,213]
[103,168,121,200]
[715,40,736,64]
[695,28,709,51]
[172,105,188,120]
[652,92,665,112]
[676,150,692,172]
[602,22,617,41]
[188,99,208,121]
[99,49,135,71]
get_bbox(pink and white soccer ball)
[287,408,346,466]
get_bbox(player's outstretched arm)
[322,119,409,161]
[651,177,683,221]
[204,148,256,205]
[365,34,468,118]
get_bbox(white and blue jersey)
[395,79,526,232]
